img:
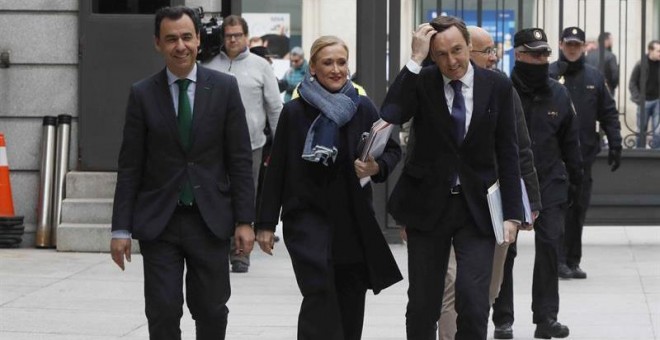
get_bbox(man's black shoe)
[558,263,573,279]
[494,322,513,339]
[231,262,249,273]
[570,265,587,279]
[534,320,569,339]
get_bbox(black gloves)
[608,147,622,172]
[567,184,581,207]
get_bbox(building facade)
[0,0,658,248]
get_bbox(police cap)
[514,28,551,52]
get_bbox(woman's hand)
[354,156,380,179]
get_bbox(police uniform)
[549,27,622,278]
[510,28,583,339]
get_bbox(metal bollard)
[35,116,57,248]
[50,114,72,247]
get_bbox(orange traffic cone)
[0,134,15,217]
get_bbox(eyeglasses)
[224,33,245,40]
[519,50,552,58]
[472,47,497,56]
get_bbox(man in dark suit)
[109,6,255,340]
[381,16,522,339]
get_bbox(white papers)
[486,179,532,245]
[487,181,505,245]
[520,179,533,225]
[358,119,393,187]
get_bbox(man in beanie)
[511,28,583,339]
[549,26,622,280]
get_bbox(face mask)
[512,61,549,92]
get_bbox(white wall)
[302,0,357,74]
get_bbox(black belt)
[450,185,462,195]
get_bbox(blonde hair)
[309,35,349,67]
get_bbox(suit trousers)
[139,206,231,340]
[406,193,495,340]
[532,204,566,324]
[229,147,263,266]
[438,242,511,340]
[492,241,517,327]
[297,263,369,340]
[562,162,593,267]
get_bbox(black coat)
[629,56,660,104]
[256,95,403,295]
[550,61,622,163]
[511,73,583,209]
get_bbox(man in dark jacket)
[629,40,660,149]
[549,26,623,280]
[110,6,255,339]
[585,32,619,96]
[511,28,583,339]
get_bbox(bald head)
[468,26,497,69]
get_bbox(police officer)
[549,26,623,280]
[511,28,583,339]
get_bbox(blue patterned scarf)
[299,75,360,165]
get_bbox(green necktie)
[176,78,194,205]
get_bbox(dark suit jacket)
[112,66,255,241]
[256,96,402,295]
[381,63,522,235]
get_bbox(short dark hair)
[598,32,611,46]
[429,16,470,46]
[154,6,200,38]
[649,40,660,51]
[222,15,249,36]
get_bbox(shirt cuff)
[406,59,422,74]
[111,230,131,239]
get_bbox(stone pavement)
[0,226,658,340]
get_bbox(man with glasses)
[204,15,283,273]
[511,28,583,339]
[549,27,622,281]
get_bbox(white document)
[487,179,533,244]
[520,179,533,224]
[487,181,505,245]
[358,119,393,187]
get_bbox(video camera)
[194,7,223,61]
